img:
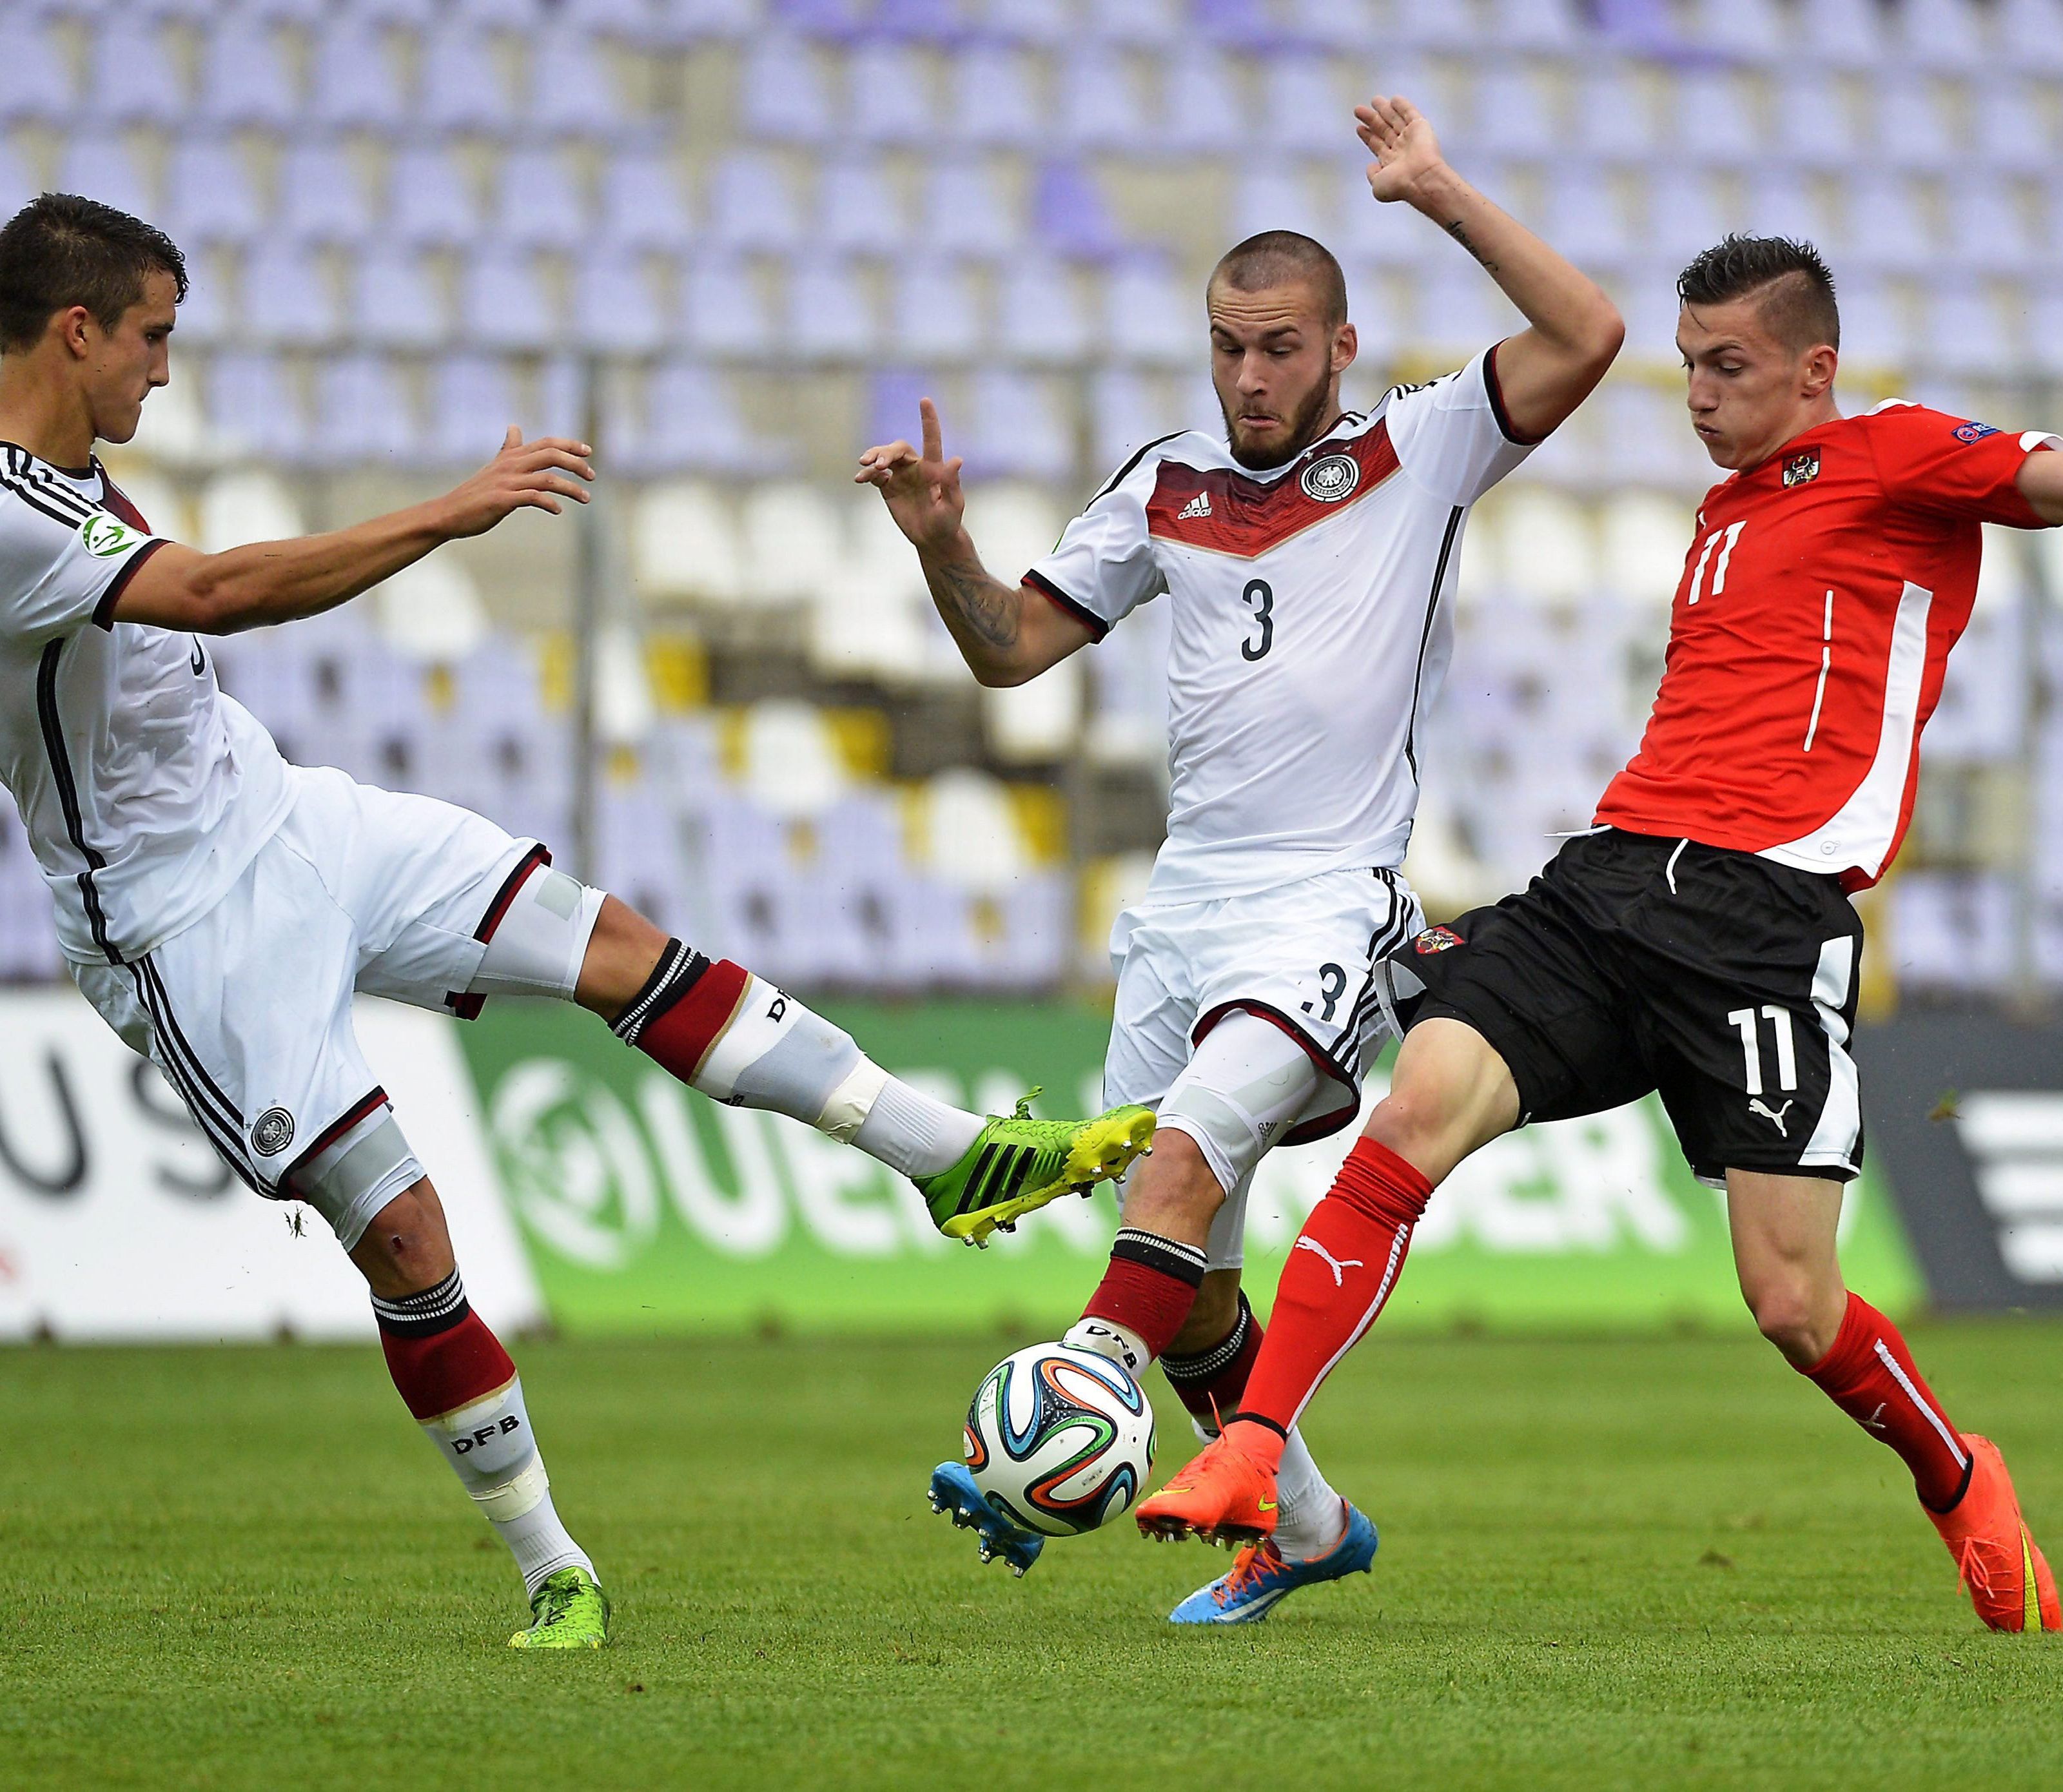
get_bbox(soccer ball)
[961,1343,1156,1537]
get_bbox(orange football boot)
[1135,1434,1281,1545]
[1927,1436,2061,1633]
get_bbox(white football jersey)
[1028,346,1532,904]
[0,445,293,964]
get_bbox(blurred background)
[1,0,2060,1013]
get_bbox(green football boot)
[915,1091,1156,1247]
[507,1566,611,1650]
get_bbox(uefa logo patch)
[1783,449,1820,487]
[1414,926,1465,955]
[1299,453,1360,503]
[251,1107,296,1156]
[1955,420,1999,443]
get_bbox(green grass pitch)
[5,1323,2060,1791]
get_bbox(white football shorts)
[72,764,564,1249]
[1103,866,1424,1269]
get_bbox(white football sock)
[851,1075,986,1178]
[1064,1315,1151,1377]
[419,1375,594,1597]
[1270,1427,1349,1559]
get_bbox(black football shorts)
[1385,828,1866,1185]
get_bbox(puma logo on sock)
[1294,1237,1362,1287]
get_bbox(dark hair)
[0,193,188,354]
[1677,232,1839,353]
[1209,229,1348,329]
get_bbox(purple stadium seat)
[351,248,450,350]
[1570,63,1657,164]
[1087,0,1180,48]
[54,132,155,219]
[817,155,907,255]
[560,0,661,43]
[492,148,589,253]
[450,0,551,27]
[1229,164,1331,244]
[849,44,932,147]
[1105,257,1193,368]
[962,372,1071,482]
[351,0,442,24]
[678,255,776,358]
[997,257,1091,366]
[276,140,375,248]
[1456,65,1558,165]
[1669,68,1757,168]
[1998,0,2063,75]
[887,260,984,363]
[1768,72,1861,173]
[873,0,968,43]
[1030,161,1122,261]
[1257,56,1347,157]
[1480,0,1585,55]
[1643,168,1729,269]
[866,369,934,453]
[707,151,804,252]
[308,17,408,132]
[1795,0,1890,70]
[1680,0,1787,64]
[1968,77,2055,177]
[1159,52,1241,157]
[945,46,1041,150]
[1740,168,1827,247]
[0,23,75,126]
[1941,179,2038,278]
[1865,72,1958,174]
[571,251,668,356]
[457,247,557,351]
[195,15,297,129]
[1897,0,1989,70]
[977,0,1080,44]
[775,0,866,39]
[2031,291,2063,377]
[1922,285,2015,380]
[618,359,781,474]
[1533,171,1634,273]
[1834,171,1935,275]
[738,34,834,144]
[1833,278,1917,368]
[597,148,695,253]
[418,24,516,136]
[918,163,1020,260]
[387,146,484,250]
[0,144,34,217]
[207,353,309,462]
[787,256,879,361]
[427,355,522,465]
[163,138,264,249]
[311,354,419,466]
[650,0,760,43]
[1057,52,1152,153]
[244,239,339,347]
[86,17,184,126]
[529,27,632,142]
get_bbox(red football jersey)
[1595,402,2058,890]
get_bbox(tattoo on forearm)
[934,558,1019,653]
[1445,218,1500,274]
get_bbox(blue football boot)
[1167,1501,1378,1625]
[927,1462,1045,1577]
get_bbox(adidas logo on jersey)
[1177,493,1213,521]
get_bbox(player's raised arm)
[856,398,1095,688]
[108,427,594,634]
[1358,95,1622,440]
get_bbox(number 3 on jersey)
[1240,578,1274,661]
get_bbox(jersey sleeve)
[1868,404,2062,529]
[0,499,167,648]
[1022,450,1166,639]
[1382,343,1537,507]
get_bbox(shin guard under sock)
[373,1271,593,1596]
[1803,1291,1972,1511]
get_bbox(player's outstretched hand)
[855,398,965,550]
[439,426,596,538]
[1357,94,1445,204]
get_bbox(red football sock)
[1080,1227,1208,1363]
[1801,1292,1972,1511]
[1160,1290,1263,1432]
[1226,1137,1433,1470]
[611,940,750,1078]
[373,1269,517,1421]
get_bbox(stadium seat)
[308,15,409,132]
[962,372,1073,482]
[529,26,634,142]
[1088,0,1182,48]
[1105,258,1194,368]
[351,248,450,351]
[1159,51,1242,158]
[977,0,1080,46]
[963,483,1066,587]
[1681,0,1787,66]
[920,769,1031,893]
[1641,168,1728,270]
[245,240,340,349]
[740,701,850,820]
[816,154,907,256]
[985,663,1084,763]
[1599,491,1696,610]
[56,131,157,224]
[275,141,375,249]
[919,163,1022,261]
[850,43,933,146]
[1739,168,1827,248]
[163,138,266,251]
[1997,0,2063,75]
[492,148,589,254]
[1056,51,1152,152]
[1257,56,1349,158]
[195,15,297,130]
[1276,0,1381,53]
[740,483,848,605]
[1492,487,1599,605]
[620,359,786,475]
[388,146,484,250]
[423,353,524,465]
[738,34,834,144]
[787,256,881,362]
[597,148,696,254]
[86,17,185,126]
[198,468,306,552]
[1866,72,1959,175]
[1481,0,1586,56]
[1088,368,1183,474]
[632,480,748,603]
[2029,291,2063,378]
[205,353,310,463]
[1921,284,2016,381]
[1768,72,1864,173]
[1897,0,1991,70]
[996,257,1093,366]
[418,23,517,136]
[946,46,1042,149]
[1570,62,1659,164]
[1940,179,2039,278]
[458,247,557,352]
[1462,66,1559,165]
[1833,278,1919,371]
[1532,170,1636,274]
[886,260,985,363]
[1030,160,1124,262]
[1230,163,1332,245]
[0,21,75,126]
[571,251,669,357]
[310,354,418,467]
[1891,873,2015,994]
[1795,0,1892,70]
[1967,77,2055,177]
[1668,69,1757,168]
[707,151,805,253]
[679,257,778,360]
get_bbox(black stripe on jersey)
[139,956,245,1136]
[126,965,262,1194]
[1402,507,1465,785]
[1340,873,1419,1075]
[1021,569,1108,641]
[0,457,95,532]
[90,538,166,629]
[1088,429,1188,506]
[35,639,121,964]
[1481,340,1546,447]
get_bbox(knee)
[351,1178,456,1297]
[1120,1129,1226,1228]
[1741,1273,1832,1364]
